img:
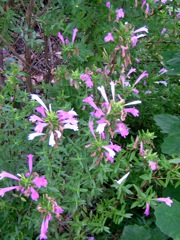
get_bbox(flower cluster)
[28,94,78,147]
[87,120,121,163]
[83,82,141,139]
[0,154,47,201]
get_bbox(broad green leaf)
[155,199,180,240]
[150,227,168,240]
[120,225,151,240]
[154,114,179,134]
[161,133,180,155]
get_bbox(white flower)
[124,100,141,106]
[31,94,49,111]
[97,86,109,104]
[49,132,55,147]
[115,172,130,185]
[28,133,45,140]
[102,146,116,158]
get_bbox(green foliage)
[121,225,168,240]
[154,114,180,155]
[155,199,180,240]
[159,50,180,75]
[0,0,180,239]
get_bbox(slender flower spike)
[104,32,114,42]
[115,172,130,185]
[154,197,173,206]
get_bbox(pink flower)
[0,186,20,197]
[58,32,65,44]
[139,141,144,155]
[144,203,150,216]
[134,71,149,85]
[32,176,48,188]
[176,12,180,19]
[89,121,96,138]
[145,3,149,16]
[116,8,124,20]
[149,161,158,171]
[127,68,136,77]
[161,28,166,35]
[124,107,139,117]
[142,0,146,7]
[35,106,47,118]
[131,36,138,47]
[154,197,173,206]
[106,2,110,8]
[72,28,78,42]
[131,26,148,47]
[159,67,167,75]
[57,109,78,131]
[115,123,129,138]
[0,171,20,181]
[133,26,148,34]
[40,214,52,240]
[80,74,93,88]
[53,201,64,216]
[30,186,39,201]
[104,32,114,42]
[135,58,140,63]
[83,96,104,118]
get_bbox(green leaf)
[161,133,180,155]
[163,185,180,202]
[150,228,168,240]
[155,199,180,240]
[159,50,180,75]
[169,158,180,164]
[154,114,179,134]
[121,225,151,240]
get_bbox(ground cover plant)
[0,0,180,239]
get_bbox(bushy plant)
[0,0,180,239]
